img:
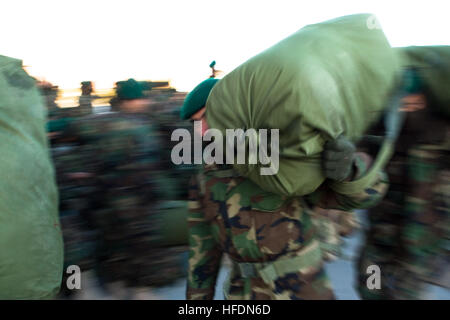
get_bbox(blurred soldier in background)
[41,79,100,299]
[47,113,98,299]
[78,81,99,116]
[38,81,60,115]
[357,68,450,299]
[62,78,184,299]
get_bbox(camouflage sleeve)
[306,152,389,211]
[186,174,223,300]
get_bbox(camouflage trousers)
[92,201,187,287]
[356,199,450,299]
[311,208,360,262]
[223,240,335,300]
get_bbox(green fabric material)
[180,78,219,120]
[0,55,63,299]
[154,201,188,247]
[206,14,401,196]
[396,46,450,117]
[116,78,144,100]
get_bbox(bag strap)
[329,88,406,195]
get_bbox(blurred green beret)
[180,78,219,120]
[116,78,144,100]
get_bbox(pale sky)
[1,0,448,91]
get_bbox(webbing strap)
[329,88,406,195]
[329,139,394,195]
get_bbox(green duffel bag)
[206,14,401,196]
[396,45,450,118]
[0,55,63,299]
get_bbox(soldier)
[38,81,60,115]
[181,78,389,300]
[78,81,98,116]
[67,78,183,299]
[357,67,450,299]
[47,107,98,299]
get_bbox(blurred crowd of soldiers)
[37,60,449,300]
[40,78,196,299]
[356,69,450,299]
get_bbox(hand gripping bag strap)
[329,89,406,195]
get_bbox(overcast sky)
[1,0,448,91]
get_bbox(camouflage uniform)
[78,81,98,116]
[187,152,388,300]
[151,106,198,201]
[45,95,99,298]
[78,95,95,116]
[67,111,186,287]
[41,85,60,115]
[311,207,360,262]
[357,107,450,299]
[52,140,98,272]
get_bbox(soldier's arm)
[186,175,223,300]
[306,152,389,211]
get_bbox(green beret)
[116,78,144,100]
[180,78,219,120]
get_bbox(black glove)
[322,135,356,181]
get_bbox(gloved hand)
[322,135,356,181]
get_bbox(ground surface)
[69,212,449,300]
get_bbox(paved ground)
[68,211,449,300]
[152,211,449,300]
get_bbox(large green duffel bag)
[396,45,450,118]
[0,55,63,299]
[206,14,401,196]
